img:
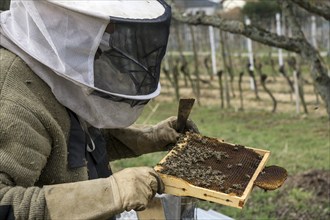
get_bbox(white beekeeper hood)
[0,0,171,128]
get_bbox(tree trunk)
[224,32,236,98]
[217,70,224,109]
[256,63,277,113]
[247,63,260,100]
[238,71,244,111]
[204,55,213,81]
[282,0,330,118]
[297,71,308,114]
[279,65,295,93]
[268,51,278,82]
[296,57,308,114]
[180,60,196,92]
[287,56,308,114]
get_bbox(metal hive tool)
[154,132,286,208]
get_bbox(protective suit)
[0,0,197,219]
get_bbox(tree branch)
[167,0,330,117]
[172,10,303,54]
[281,0,328,79]
[281,0,330,117]
[291,0,330,20]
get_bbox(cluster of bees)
[161,146,226,189]
[158,132,263,196]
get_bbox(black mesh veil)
[93,0,171,107]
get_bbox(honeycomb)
[254,165,288,190]
[157,132,263,197]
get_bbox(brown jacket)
[0,48,168,219]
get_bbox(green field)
[112,101,330,219]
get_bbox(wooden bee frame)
[154,137,271,209]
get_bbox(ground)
[155,73,329,219]
[274,169,330,220]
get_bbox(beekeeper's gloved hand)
[44,167,164,219]
[140,116,199,149]
[105,116,199,159]
[163,116,199,134]
[113,167,164,211]
[154,116,199,150]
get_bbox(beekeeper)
[0,0,198,219]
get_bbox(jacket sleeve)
[102,119,179,161]
[0,101,51,219]
[102,125,161,161]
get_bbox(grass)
[111,101,329,219]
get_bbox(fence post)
[245,18,255,91]
[311,16,318,49]
[276,13,284,67]
[208,26,217,77]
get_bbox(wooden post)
[245,18,255,91]
[311,16,318,49]
[208,26,217,78]
[276,13,284,67]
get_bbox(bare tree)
[290,0,330,20]
[287,56,308,114]
[204,55,213,80]
[279,65,295,94]
[219,30,231,107]
[255,63,277,113]
[223,32,236,98]
[169,0,330,118]
[247,63,261,100]
[180,59,195,90]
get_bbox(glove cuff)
[44,177,123,219]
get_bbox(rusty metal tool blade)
[176,98,195,133]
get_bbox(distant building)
[173,0,221,15]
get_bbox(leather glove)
[163,116,200,134]
[112,167,164,211]
[156,116,199,150]
[44,167,164,219]
[106,116,199,158]
[146,115,199,149]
